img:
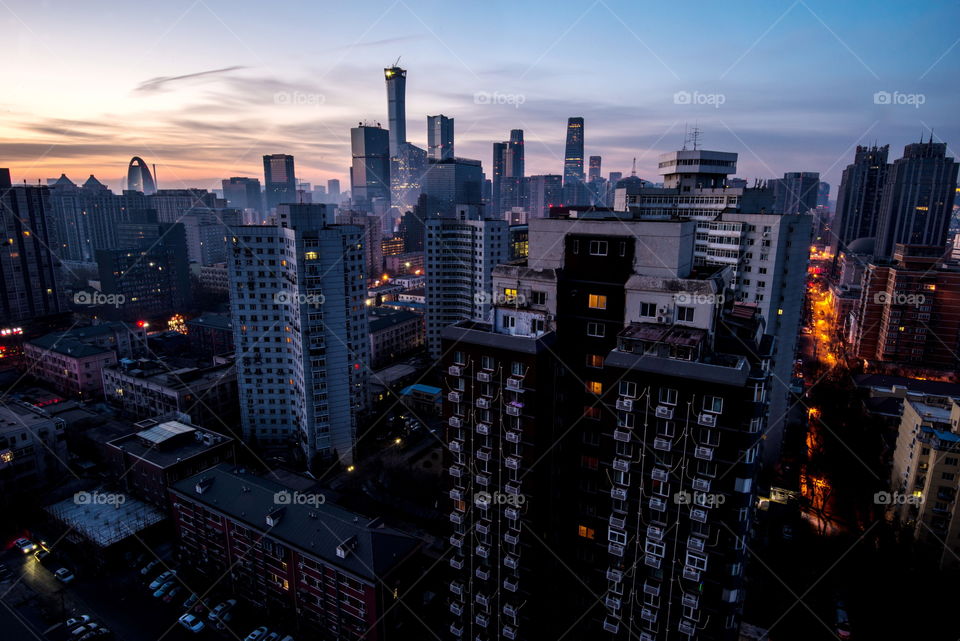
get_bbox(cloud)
[134,65,248,94]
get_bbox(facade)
[169,464,421,640]
[875,140,959,259]
[24,334,116,399]
[384,65,407,158]
[197,262,231,295]
[829,145,889,257]
[421,158,484,218]
[263,154,297,213]
[336,211,384,282]
[127,156,157,194]
[102,358,239,427]
[524,174,563,220]
[428,114,455,161]
[186,312,235,356]
[222,177,263,216]
[106,418,234,507]
[770,171,820,215]
[385,252,424,275]
[563,116,586,204]
[148,189,225,224]
[228,206,369,466]
[350,125,391,211]
[368,308,424,368]
[0,401,67,499]
[424,207,509,358]
[0,170,65,324]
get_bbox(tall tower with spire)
[384,64,407,158]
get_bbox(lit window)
[304,251,318,260]
[578,525,596,540]
[586,381,603,394]
[586,354,604,368]
[588,294,607,310]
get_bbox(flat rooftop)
[46,493,165,547]
[107,420,231,468]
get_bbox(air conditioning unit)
[656,316,667,324]
[657,305,669,314]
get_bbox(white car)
[54,568,75,583]
[148,570,176,590]
[178,613,205,633]
[14,538,37,554]
[71,623,100,637]
[65,615,91,629]
[208,598,237,622]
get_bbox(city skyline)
[0,1,957,191]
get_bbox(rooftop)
[28,334,111,358]
[46,493,165,547]
[368,308,421,333]
[107,419,232,468]
[186,313,233,331]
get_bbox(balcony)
[476,397,490,409]
[506,377,523,391]
[505,455,521,470]
[450,488,464,501]
[477,447,492,461]
[450,601,464,616]
[504,555,519,570]
[477,423,491,435]
[450,556,464,570]
[606,567,623,583]
[449,465,464,478]
[694,445,714,461]
[476,593,489,607]
[475,473,491,487]
[655,405,674,419]
[503,625,517,640]
[643,581,660,597]
[605,595,622,610]
[477,371,491,383]
[691,508,708,523]
[450,623,463,638]
[687,536,705,552]
[504,577,519,592]
[505,507,520,521]
[447,391,462,403]
[506,403,522,417]
[697,413,717,427]
[450,513,463,525]
[450,580,464,595]
[475,545,490,559]
[609,513,627,530]
[616,398,634,411]
[603,618,620,634]
[505,482,521,495]
[505,430,521,443]
[448,365,462,377]
[651,467,668,482]
[649,497,667,512]
[682,566,701,581]
[476,519,491,535]
[613,429,631,443]
[653,437,672,452]
[647,525,664,541]
[450,535,464,548]
[613,458,630,472]
[692,477,711,492]
[449,416,462,429]
[645,554,661,569]
[611,487,627,501]
[449,440,463,453]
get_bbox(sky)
[0,0,957,195]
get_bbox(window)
[531,319,545,333]
[583,406,601,420]
[619,241,627,257]
[586,354,604,368]
[588,294,607,309]
[581,455,598,470]
[639,302,656,317]
[503,315,516,328]
[511,361,525,376]
[587,322,605,337]
[659,388,678,405]
[503,288,518,302]
[586,381,603,394]
[531,290,546,305]
[578,525,596,540]
[677,306,694,322]
[453,351,465,365]
[608,529,627,545]
[645,541,665,557]
[481,355,494,370]
[946,457,958,466]
[589,240,608,256]
[572,239,580,254]
[942,472,956,481]
[703,396,723,413]
[618,412,634,428]
[619,381,637,398]
[685,551,708,570]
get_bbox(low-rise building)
[368,308,424,368]
[24,335,116,399]
[186,313,234,356]
[169,464,422,640]
[0,401,67,500]
[385,251,424,275]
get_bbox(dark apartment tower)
[0,169,64,323]
[875,139,959,259]
[829,145,890,257]
[127,156,157,194]
[501,130,525,213]
[221,177,262,214]
[771,171,820,215]
[563,117,585,203]
[327,179,341,203]
[384,65,407,158]
[399,193,428,252]
[350,124,391,211]
[492,142,507,215]
[817,181,830,207]
[263,154,297,212]
[524,174,563,219]
[589,155,602,181]
[428,114,455,161]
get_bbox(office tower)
[0,169,64,323]
[524,174,563,219]
[221,177,262,215]
[263,154,297,212]
[563,116,585,203]
[228,205,369,467]
[350,124,391,211]
[96,221,192,320]
[399,194,428,253]
[501,130,525,212]
[311,184,327,205]
[770,171,820,215]
[384,65,407,158]
[817,181,830,207]
[424,206,508,357]
[149,189,226,224]
[127,156,157,194]
[829,145,890,257]
[852,244,960,367]
[428,114,455,161]
[875,139,959,259]
[588,155,602,181]
[336,210,384,281]
[443,214,771,640]
[47,174,91,263]
[491,142,507,215]
[180,207,244,265]
[327,178,341,203]
[615,148,811,464]
[421,157,484,218]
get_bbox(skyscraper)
[126,156,156,194]
[502,129,525,212]
[0,169,64,323]
[588,155,602,181]
[327,179,341,203]
[875,139,958,259]
[262,154,297,212]
[384,65,407,158]
[428,114,455,161]
[420,157,484,218]
[221,177,262,216]
[563,116,585,203]
[228,205,369,468]
[770,171,821,215]
[350,124,391,211]
[524,174,563,219]
[829,145,889,257]
[491,141,507,215]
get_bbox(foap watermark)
[873,91,925,108]
[74,491,126,506]
[273,291,325,306]
[674,90,725,108]
[473,91,526,108]
[273,490,326,506]
[874,292,925,307]
[73,291,125,308]
[674,490,726,507]
[873,491,921,506]
[474,491,526,507]
[274,91,325,107]
[474,290,527,306]
[673,292,725,305]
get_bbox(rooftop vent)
[266,506,285,527]
[336,536,358,559]
[195,477,213,494]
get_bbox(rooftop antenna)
[631,157,637,177]
[685,125,702,151]
[393,56,401,67]
[682,124,688,151]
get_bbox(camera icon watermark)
[74,491,126,506]
[473,91,526,108]
[474,491,526,507]
[873,491,921,506]
[273,490,326,506]
[673,292,724,305]
[674,90,725,108]
[273,290,325,307]
[874,292,925,307]
[674,490,726,507]
[873,91,925,108]
[73,291,125,308]
[274,91,325,107]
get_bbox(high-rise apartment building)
[336,210,384,282]
[523,174,563,220]
[263,154,297,212]
[421,158,484,218]
[0,169,65,324]
[222,177,263,217]
[830,145,889,258]
[770,171,820,215]
[228,204,369,467]
[350,124,391,212]
[428,114,455,161]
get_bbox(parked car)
[153,581,176,598]
[208,599,237,622]
[78,629,110,641]
[244,626,269,641]
[71,623,100,637]
[178,613,205,633]
[34,549,50,563]
[278,636,295,641]
[139,560,161,576]
[263,632,280,641]
[14,538,37,554]
[148,570,176,590]
[65,615,91,629]
[182,593,200,610]
[54,568,75,584]
[163,586,183,603]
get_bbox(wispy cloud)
[134,65,248,94]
